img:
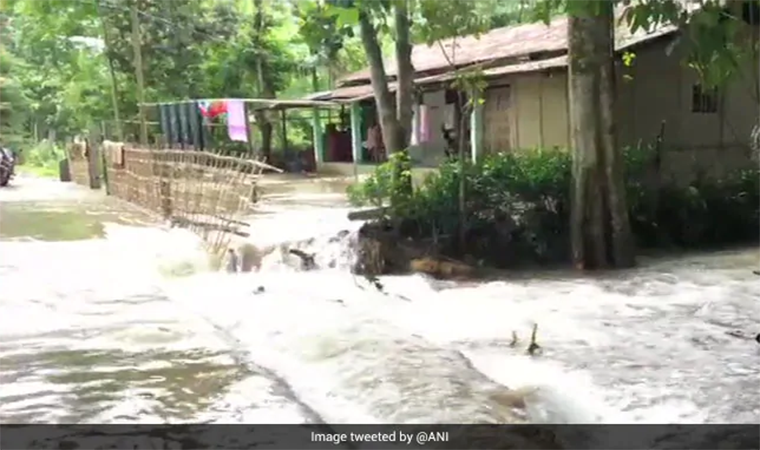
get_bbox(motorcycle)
[0,146,16,187]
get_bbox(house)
[307,3,759,184]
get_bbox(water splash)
[2,177,758,425]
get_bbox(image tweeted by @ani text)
[311,430,449,446]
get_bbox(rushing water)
[1,175,759,429]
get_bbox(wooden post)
[245,102,255,155]
[470,101,484,164]
[411,100,420,145]
[100,121,112,195]
[280,108,288,152]
[130,0,148,147]
[312,107,324,166]
[87,131,102,190]
[350,101,362,177]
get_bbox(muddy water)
[1,175,759,429]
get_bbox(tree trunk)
[394,0,415,148]
[96,0,123,142]
[358,10,403,155]
[457,93,469,254]
[567,1,635,270]
[253,0,275,161]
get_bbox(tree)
[529,0,759,270]
[252,0,276,160]
[416,0,492,252]
[0,15,29,145]
[565,1,635,269]
[356,5,406,157]
[294,0,356,91]
[394,0,414,148]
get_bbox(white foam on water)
[2,178,758,426]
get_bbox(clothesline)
[155,98,250,146]
[147,97,339,149]
[139,98,337,109]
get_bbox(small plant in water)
[509,330,519,348]
[527,323,541,356]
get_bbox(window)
[691,83,718,114]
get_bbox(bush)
[347,145,759,267]
[347,159,394,207]
[16,140,66,178]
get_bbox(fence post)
[86,133,102,190]
[100,121,111,195]
[154,147,173,219]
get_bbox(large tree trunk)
[358,10,404,155]
[394,0,415,148]
[567,1,635,270]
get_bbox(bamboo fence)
[102,143,281,256]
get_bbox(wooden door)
[483,86,512,154]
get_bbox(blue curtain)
[176,103,190,147]
[158,104,173,146]
[186,102,204,150]
[169,104,181,147]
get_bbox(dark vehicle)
[0,146,17,186]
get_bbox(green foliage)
[346,150,414,209]
[4,0,754,161]
[349,146,760,265]
[347,162,394,207]
[2,0,380,149]
[17,141,66,178]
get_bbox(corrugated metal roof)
[307,16,680,103]
[338,17,678,85]
[306,82,400,103]
[417,56,570,86]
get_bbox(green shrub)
[346,151,413,208]
[16,141,65,177]
[23,141,65,166]
[348,144,759,267]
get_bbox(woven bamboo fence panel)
[102,143,281,256]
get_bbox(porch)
[306,82,486,177]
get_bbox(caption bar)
[1,424,758,450]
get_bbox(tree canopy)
[1,0,755,148]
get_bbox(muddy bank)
[352,220,483,279]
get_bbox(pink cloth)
[419,105,430,143]
[226,100,248,142]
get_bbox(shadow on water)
[0,202,155,241]
[0,348,251,422]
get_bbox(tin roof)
[337,17,678,86]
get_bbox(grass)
[16,162,59,178]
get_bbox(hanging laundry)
[170,103,183,147]
[158,104,173,146]
[186,101,204,150]
[198,100,210,117]
[419,105,430,143]
[226,100,248,142]
[166,104,179,147]
[176,102,190,147]
[199,100,228,119]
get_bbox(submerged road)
[1,175,759,446]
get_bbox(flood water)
[1,175,759,431]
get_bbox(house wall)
[481,28,758,185]
[317,162,438,186]
[481,70,570,152]
[619,31,758,184]
[408,90,456,167]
